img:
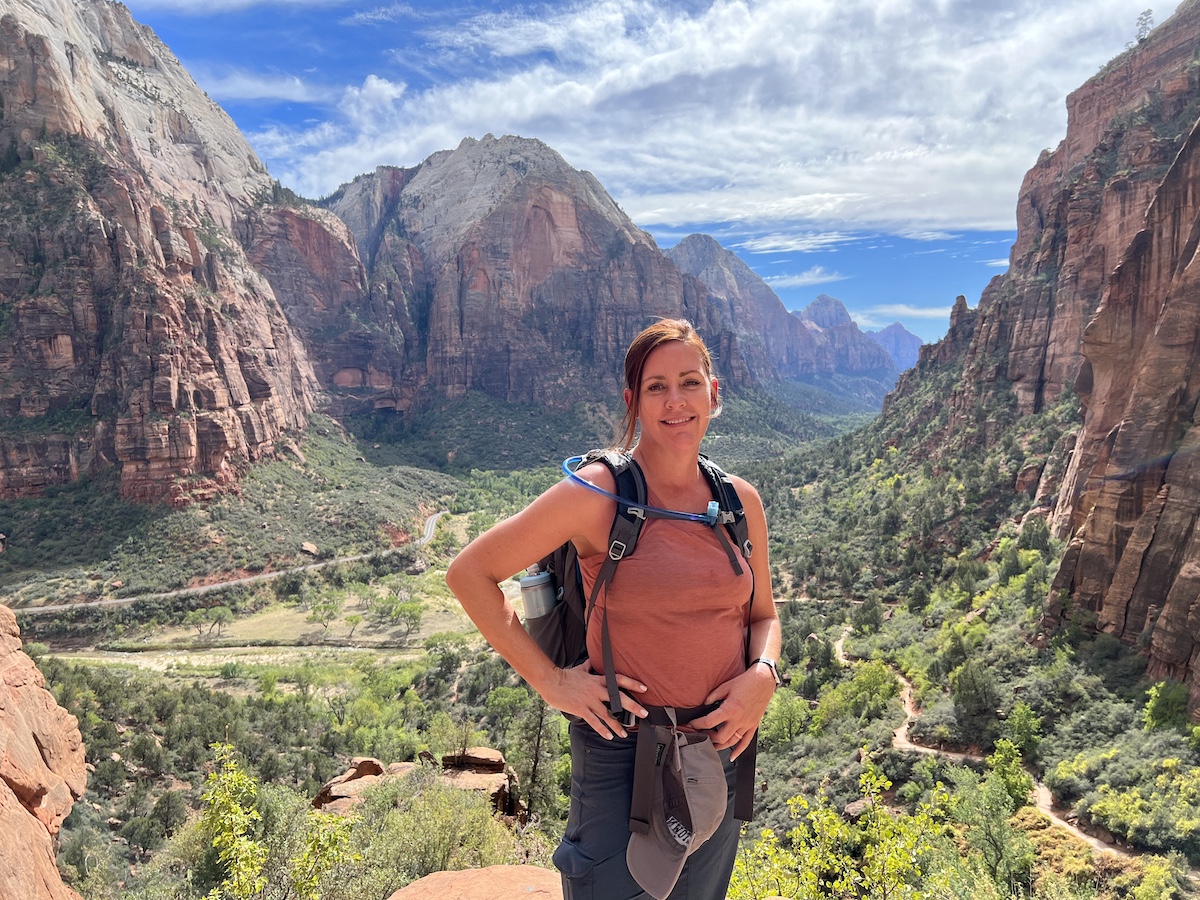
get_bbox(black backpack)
[524,449,753,715]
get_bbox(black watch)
[751,657,781,688]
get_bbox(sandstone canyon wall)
[0,605,87,900]
[940,0,1200,428]
[1041,2,1200,713]
[883,0,1200,711]
[1049,101,1200,712]
[0,0,319,504]
[315,137,798,410]
[0,1,868,504]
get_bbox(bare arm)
[445,468,649,739]
[691,476,781,759]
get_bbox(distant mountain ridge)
[864,322,923,372]
[792,294,897,376]
[0,1,872,504]
[666,238,898,404]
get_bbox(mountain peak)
[864,321,923,371]
[800,295,854,329]
[1,0,271,229]
[393,132,643,273]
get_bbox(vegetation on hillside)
[0,416,457,607]
[10,353,1197,899]
[347,382,870,475]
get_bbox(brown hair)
[616,318,718,451]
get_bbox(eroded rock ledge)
[0,605,87,900]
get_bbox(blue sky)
[123,0,1179,343]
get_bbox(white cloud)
[340,4,420,26]
[128,0,348,10]
[225,0,1181,236]
[985,258,1011,267]
[851,312,887,330]
[189,68,338,103]
[763,267,848,288]
[869,303,956,319]
[902,230,957,242]
[738,232,858,254]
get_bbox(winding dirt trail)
[834,627,1135,860]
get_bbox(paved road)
[17,511,448,616]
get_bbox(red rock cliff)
[877,1,1200,707]
[0,605,87,900]
[1050,104,1200,713]
[316,136,821,411]
[946,0,1200,423]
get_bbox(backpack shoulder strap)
[698,454,753,562]
[697,454,760,821]
[578,449,648,717]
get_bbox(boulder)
[312,751,519,817]
[313,757,419,813]
[385,865,561,900]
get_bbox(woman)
[446,319,780,899]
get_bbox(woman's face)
[624,340,718,449]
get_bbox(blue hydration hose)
[562,455,721,525]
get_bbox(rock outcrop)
[385,865,562,900]
[313,749,520,818]
[0,605,87,900]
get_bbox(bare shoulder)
[533,462,617,556]
[572,460,619,494]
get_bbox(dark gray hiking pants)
[552,721,741,900]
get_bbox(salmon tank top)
[578,484,754,709]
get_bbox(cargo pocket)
[552,837,597,899]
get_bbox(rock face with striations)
[0,0,319,504]
[0,605,87,900]
[881,0,1200,710]
[1049,96,1200,711]
[315,137,824,410]
[1042,1,1200,713]
[933,0,1200,430]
